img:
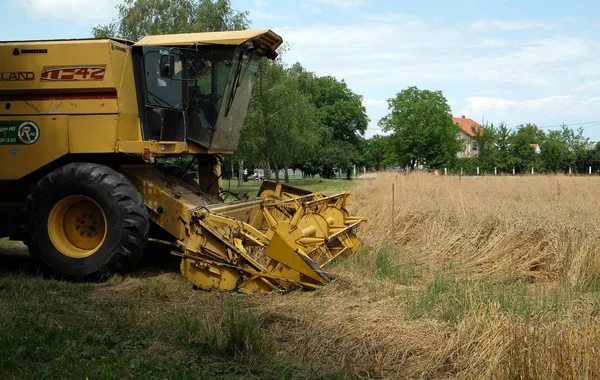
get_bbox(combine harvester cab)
[0,29,365,293]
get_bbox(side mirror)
[159,55,175,78]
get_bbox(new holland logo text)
[0,72,35,81]
[41,66,106,81]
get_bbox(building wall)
[457,131,479,158]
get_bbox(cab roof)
[134,29,282,54]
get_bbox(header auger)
[0,30,365,292]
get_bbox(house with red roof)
[453,116,483,158]
[530,143,541,154]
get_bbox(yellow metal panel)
[68,115,118,153]
[2,98,118,115]
[0,116,68,180]
[117,140,232,155]
[0,39,128,123]
[0,40,117,93]
[188,145,233,155]
[121,164,208,214]
[181,259,240,291]
[109,40,139,117]
[264,231,329,284]
[117,141,190,155]
[116,114,142,142]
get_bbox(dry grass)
[354,174,600,286]
[251,174,600,379]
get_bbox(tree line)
[361,86,600,175]
[94,0,599,181]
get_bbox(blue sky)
[2,0,600,139]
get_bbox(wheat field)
[270,173,600,379]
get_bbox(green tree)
[238,60,321,183]
[509,124,545,173]
[313,76,368,145]
[540,130,568,172]
[588,142,600,173]
[379,86,460,169]
[288,63,318,100]
[316,141,357,179]
[560,126,589,173]
[493,123,514,172]
[294,75,368,179]
[472,123,498,172]
[360,135,395,170]
[92,0,249,40]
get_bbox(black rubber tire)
[156,161,201,189]
[23,163,149,280]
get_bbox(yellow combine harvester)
[0,30,364,292]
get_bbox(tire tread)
[23,162,149,280]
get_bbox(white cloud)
[252,0,269,7]
[362,98,387,106]
[469,19,554,32]
[464,95,572,113]
[277,14,600,133]
[575,81,600,92]
[297,0,366,13]
[311,0,366,9]
[250,9,282,21]
[282,20,597,88]
[11,0,119,24]
[458,95,600,129]
[300,2,323,14]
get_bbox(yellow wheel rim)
[48,195,108,259]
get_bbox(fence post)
[477,167,480,176]
[531,167,534,175]
[391,183,395,240]
[494,167,497,175]
[590,166,592,175]
[512,167,515,175]
[569,167,572,175]
[444,167,448,175]
[460,168,463,176]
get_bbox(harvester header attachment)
[123,165,365,293]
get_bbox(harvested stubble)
[256,174,600,379]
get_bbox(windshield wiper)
[224,58,244,117]
[225,46,257,117]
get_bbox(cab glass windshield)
[143,45,260,148]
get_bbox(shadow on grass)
[0,239,181,280]
[0,240,34,275]
[131,241,183,278]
